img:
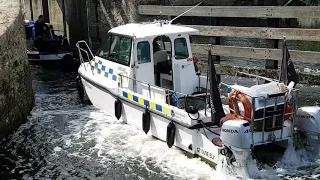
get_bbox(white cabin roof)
[108,22,199,38]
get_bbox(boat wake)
[1,86,319,179]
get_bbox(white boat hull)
[81,75,218,159]
[78,63,256,178]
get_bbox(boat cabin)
[95,21,200,96]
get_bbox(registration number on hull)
[197,147,215,160]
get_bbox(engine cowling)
[220,120,252,149]
[295,106,320,156]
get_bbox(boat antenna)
[169,2,202,24]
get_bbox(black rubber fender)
[166,121,176,148]
[142,108,151,134]
[115,98,122,120]
[77,76,84,103]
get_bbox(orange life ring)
[228,90,252,120]
[284,105,293,120]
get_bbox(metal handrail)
[76,40,94,59]
[235,71,280,84]
[118,74,210,113]
[220,78,298,145]
[118,74,189,97]
[76,40,95,74]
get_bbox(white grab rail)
[76,40,95,74]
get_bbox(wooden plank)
[197,63,320,85]
[169,0,235,6]
[191,44,320,63]
[138,5,320,19]
[186,25,320,41]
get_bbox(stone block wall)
[0,0,35,138]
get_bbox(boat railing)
[76,40,95,74]
[219,79,298,146]
[118,74,209,112]
[235,71,280,85]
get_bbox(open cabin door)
[172,36,198,95]
[134,40,155,95]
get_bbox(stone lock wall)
[0,0,34,138]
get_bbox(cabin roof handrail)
[118,73,201,98]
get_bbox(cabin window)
[174,38,189,60]
[97,34,111,59]
[137,41,151,64]
[153,36,172,56]
[97,33,132,66]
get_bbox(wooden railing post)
[212,17,221,84]
[265,18,279,75]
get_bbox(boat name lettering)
[296,114,314,119]
[244,129,252,133]
[171,110,175,117]
[197,147,214,160]
[117,67,126,72]
[222,129,238,133]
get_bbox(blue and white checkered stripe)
[90,59,117,81]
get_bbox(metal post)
[148,84,151,99]
[251,97,256,147]
[120,75,123,88]
[61,0,67,38]
[235,72,238,85]
[262,97,266,142]
[280,97,286,139]
[30,0,34,20]
[42,0,50,23]
[94,0,100,43]
[291,90,298,137]
[85,0,92,49]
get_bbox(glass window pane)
[118,36,132,65]
[174,38,189,60]
[97,33,132,66]
[137,41,151,64]
[97,34,111,59]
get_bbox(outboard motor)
[220,120,252,170]
[221,120,252,150]
[295,106,320,157]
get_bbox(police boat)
[75,16,320,178]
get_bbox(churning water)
[0,65,320,180]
